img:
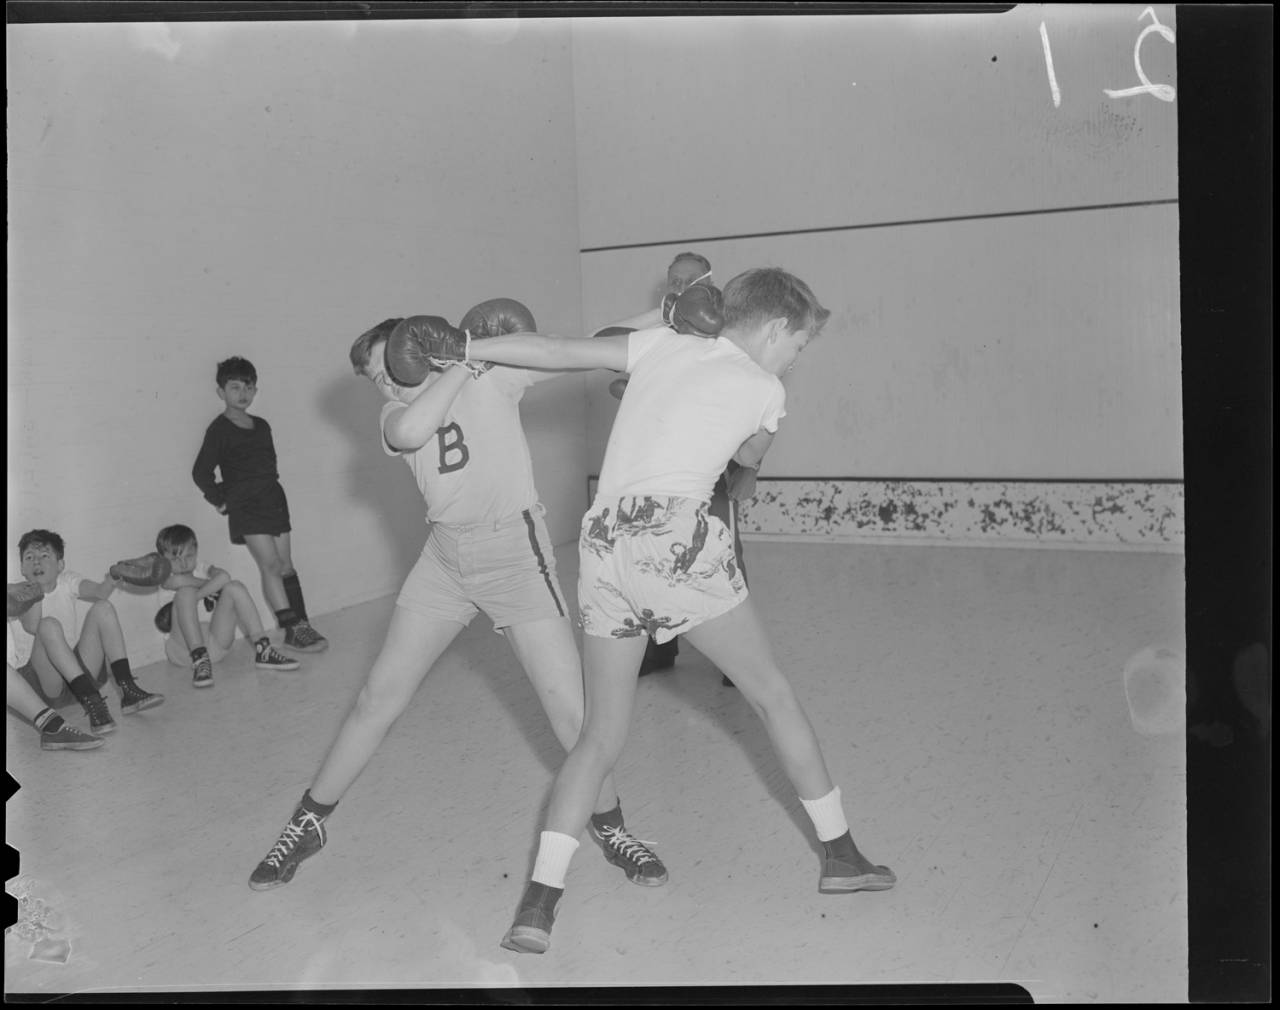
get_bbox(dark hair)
[18,529,65,560]
[156,524,198,555]
[216,356,258,388]
[669,252,712,275]
[722,267,831,336]
[349,318,405,375]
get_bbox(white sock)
[531,831,580,889]
[800,786,849,843]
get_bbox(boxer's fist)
[7,581,45,619]
[662,282,724,337]
[460,297,536,338]
[110,552,172,588]
[384,316,468,387]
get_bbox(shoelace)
[265,813,323,868]
[596,825,659,865]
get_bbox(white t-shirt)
[6,570,86,668]
[597,327,786,502]
[381,366,543,526]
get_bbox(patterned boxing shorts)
[578,495,747,643]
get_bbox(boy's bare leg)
[243,534,290,612]
[684,597,894,891]
[174,587,207,650]
[252,531,326,651]
[502,633,648,953]
[175,586,216,688]
[8,663,103,750]
[309,608,462,802]
[214,580,299,670]
[248,607,460,890]
[682,598,833,797]
[76,599,164,714]
[28,618,117,733]
[505,618,667,886]
[503,616,623,814]
[8,663,52,721]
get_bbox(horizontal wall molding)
[587,477,1184,550]
[580,199,1180,254]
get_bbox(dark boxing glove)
[7,580,45,619]
[459,297,536,338]
[110,552,172,588]
[384,315,469,387]
[458,298,537,377]
[662,282,724,337]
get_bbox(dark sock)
[300,789,337,818]
[67,672,103,706]
[275,607,300,630]
[34,708,62,733]
[109,658,135,688]
[590,800,623,830]
[190,646,209,663]
[282,573,308,622]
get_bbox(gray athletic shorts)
[396,504,568,630]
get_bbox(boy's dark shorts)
[227,481,292,544]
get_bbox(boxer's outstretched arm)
[469,333,629,372]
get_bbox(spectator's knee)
[85,598,118,623]
[258,555,286,579]
[36,616,66,643]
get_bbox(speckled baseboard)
[586,477,1184,549]
[738,479,1184,549]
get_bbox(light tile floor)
[5,541,1186,1001]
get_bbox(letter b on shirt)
[436,422,470,474]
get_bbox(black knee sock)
[67,672,103,707]
[300,789,337,818]
[109,658,135,688]
[275,607,300,630]
[282,573,308,622]
[34,708,63,733]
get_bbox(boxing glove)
[384,315,469,387]
[110,552,172,588]
[459,297,536,338]
[457,299,536,377]
[7,580,45,619]
[662,281,724,337]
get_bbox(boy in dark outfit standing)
[191,357,327,673]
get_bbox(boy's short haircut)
[669,251,712,275]
[216,356,258,388]
[349,318,405,375]
[18,529,65,560]
[722,267,831,337]
[156,524,198,555]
